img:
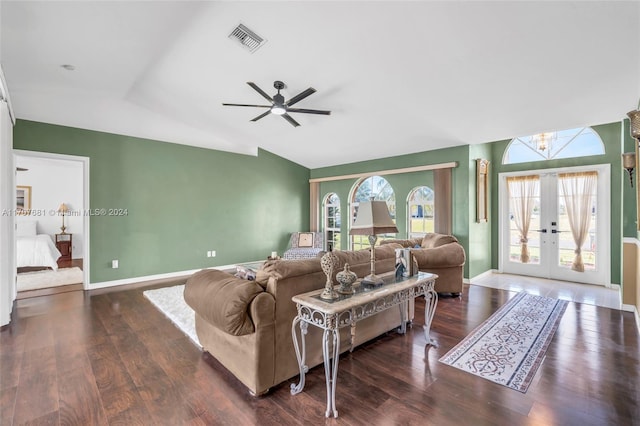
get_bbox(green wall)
[13,120,310,284]
[312,145,472,278]
[622,118,638,238]
[14,118,628,287]
[468,143,493,278]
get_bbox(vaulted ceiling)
[1,1,639,168]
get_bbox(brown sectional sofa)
[183,243,412,396]
[381,233,465,295]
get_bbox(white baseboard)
[89,263,238,289]
[467,269,499,283]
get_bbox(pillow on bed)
[16,220,37,236]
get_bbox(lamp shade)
[57,203,69,213]
[349,200,398,236]
[628,110,640,139]
[623,152,636,169]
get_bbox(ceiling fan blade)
[222,103,271,108]
[282,113,300,127]
[247,82,273,102]
[287,108,331,115]
[251,111,272,122]
[286,88,316,107]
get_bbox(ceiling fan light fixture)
[271,105,286,115]
[222,80,331,127]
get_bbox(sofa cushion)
[256,258,322,284]
[184,269,264,336]
[421,233,458,248]
[380,238,422,248]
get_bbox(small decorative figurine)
[336,263,357,294]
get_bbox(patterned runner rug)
[439,291,568,393]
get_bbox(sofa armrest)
[184,269,266,336]
[249,291,276,328]
[411,243,465,269]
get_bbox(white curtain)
[559,171,597,272]
[507,175,540,263]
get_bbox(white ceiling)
[1,1,639,169]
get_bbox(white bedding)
[17,235,62,271]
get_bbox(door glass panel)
[507,175,541,264]
[557,174,597,271]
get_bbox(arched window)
[407,186,434,239]
[323,193,341,251]
[350,176,396,250]
[503,127,605,164]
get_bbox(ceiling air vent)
[228,24,266,53]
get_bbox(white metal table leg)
[322,328,340,418]
[423,286,438,347]
[397,300,407,334]
[290,316,308,395]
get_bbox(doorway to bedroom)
[14,151,89,296]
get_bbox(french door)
[499,165,610,285]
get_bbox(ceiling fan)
[222,80,331,127]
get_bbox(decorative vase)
[336,263,357,294]
[320,251,339,300]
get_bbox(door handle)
[551,229,563,234]
[535,229,547,233]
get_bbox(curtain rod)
[309,161,458,183]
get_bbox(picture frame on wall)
[476,159,489,223]
[16,185,31,214]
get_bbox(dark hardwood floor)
[1,283,638,425]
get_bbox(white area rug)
[17,267,83,291]
[439,291,568,393]
[143,285,201,349]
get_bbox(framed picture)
[476,159,489,223]
[16,185,31,214]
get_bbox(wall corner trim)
[468,269,499,283]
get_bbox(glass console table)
[290,271,438,418]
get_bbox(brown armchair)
[380,233,466,296]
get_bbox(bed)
[16,221,61,271]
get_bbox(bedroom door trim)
[13,149,90,290]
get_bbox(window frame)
[407,185,435,240]
[503,127,605,165]
[323,193,341,251]
[349,176,396,250]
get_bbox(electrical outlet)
[207,251,212,257]
[112,260,119,269]
[211,250,216,257]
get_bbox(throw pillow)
[235,265,256,281]
[297,232,315,248]
[16,220,37,236]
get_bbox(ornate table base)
[290,272,438,418]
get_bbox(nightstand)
[55,233,72,262]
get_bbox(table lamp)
[349,200,398,285]
[58,203,69,234]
